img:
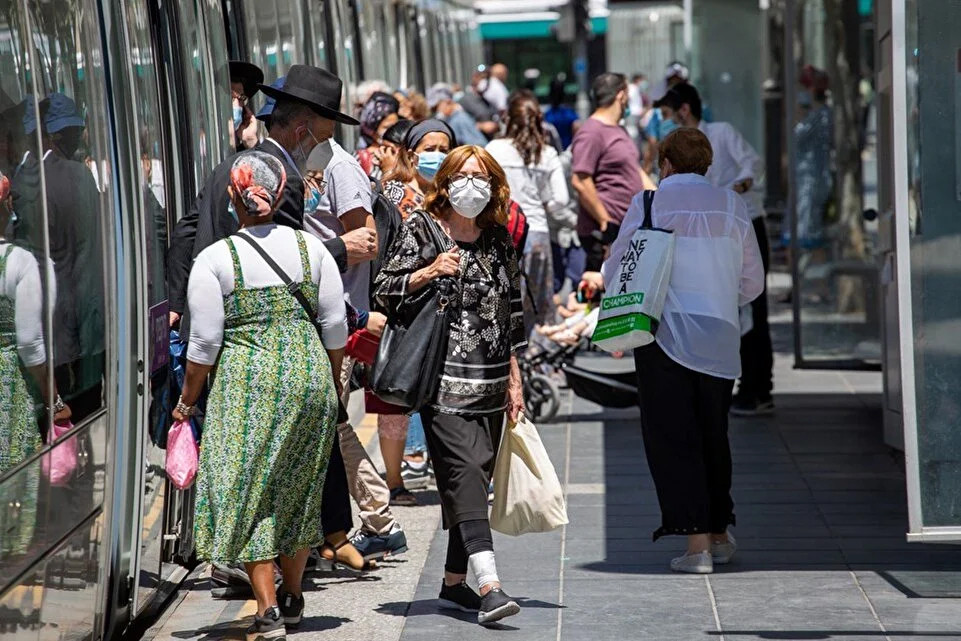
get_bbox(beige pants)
[338,357,396,535]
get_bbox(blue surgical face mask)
[304,186,322,213]
[417,151,447,180]
[233,105,244,129]
[659,117,679,138]
[228,201,239,224]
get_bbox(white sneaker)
[711,532,737,565]
[670,550,713,574]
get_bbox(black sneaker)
[438,580,482,612]
[477,588,521,625]
[246,606,285,641]
[730,396,775,417]
[277,589,304,628]
[350,525,409,561]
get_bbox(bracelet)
[49,394,65,414]
[175,396,196,417]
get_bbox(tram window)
[173,1,233,188]
[306,0,330,70]
[243,0,307,80]
[20,0,114,427]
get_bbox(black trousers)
[321,431,353,537]
[738,217,774,403]
[634,343,735,540]
[420,408,502,574]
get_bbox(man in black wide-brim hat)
[168,64,374,335]
[230,60,264,150]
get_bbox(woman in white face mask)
[373,146,527,626]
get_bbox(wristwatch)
[49,394,65,415]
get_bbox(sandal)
[389,486,419,507]
[313,541,376,574]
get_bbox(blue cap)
[256,77,285,122]
[22,95,37,135]
[43,92,85,133]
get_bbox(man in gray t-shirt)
[304,138,375,310]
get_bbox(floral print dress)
[0,244,41,556]
[194,232,338,563]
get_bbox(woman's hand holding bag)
[490,412,569,536]
[165,419,199,490]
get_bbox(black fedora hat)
[229,61,265,100]
[258,65,359,126]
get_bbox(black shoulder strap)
[233,232,320,325]
[642,190,656,229]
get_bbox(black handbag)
[369,212,455,412]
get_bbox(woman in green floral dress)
[173,152,347,635]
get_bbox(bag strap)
[641,190,656,229]
[233,232,320,325]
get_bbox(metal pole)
[573,0,591,118]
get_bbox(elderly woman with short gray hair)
[173,150,347,640]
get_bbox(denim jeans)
[405,413,427,456]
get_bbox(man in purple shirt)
[571,72,652,271]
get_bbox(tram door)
[784,0,881,369]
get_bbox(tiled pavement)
[145,354,961,641]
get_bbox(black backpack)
[370,181,403,288]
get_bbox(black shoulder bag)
[234,232,348,423]
[369,212,455,413]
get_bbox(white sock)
[468,550,499,589]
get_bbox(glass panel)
[330,0,358,149]
[0,417,106,587]
[243,0,306,80]
[0,0,50,490]
[359,0,386,82]
[23,0,112,426]
[789,0,881,365]
[0,514,102,640]
[381,1,399,87]
[906,0,961,527]
[123,0,171,612]
[306,0,330,70]
[173,0,233,187]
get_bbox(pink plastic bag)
[165,419,199,490]
[42,421,78,487]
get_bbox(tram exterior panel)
[0,1,479,639]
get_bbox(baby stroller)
[521,309,639,422]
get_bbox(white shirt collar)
[265,137,302,179]
[659,173,710,188]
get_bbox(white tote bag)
[490,413,568,536]
[592,191,675,353]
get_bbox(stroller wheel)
[524,373,560,423]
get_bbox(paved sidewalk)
[144,355,961,641]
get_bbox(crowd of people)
[162,55,776,639]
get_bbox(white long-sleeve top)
[485,139,569,234]
[601,174,765,379]
[186,224,348,366]
[700,120,766,220]
[0,241,47,367]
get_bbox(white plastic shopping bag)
[592,191,674,352]
[490,413,568,536]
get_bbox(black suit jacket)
[167,140,347,325]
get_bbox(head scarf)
[228,150,287,218]
[359,91,400,145]
[403,118,457,151]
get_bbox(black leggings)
[445,519,494,574]
[321,431,353,536]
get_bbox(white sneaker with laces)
[670,550,713,574]
[711,532,737,565]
